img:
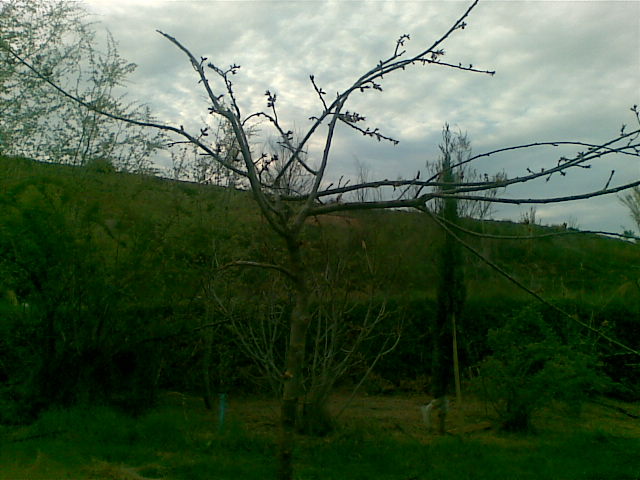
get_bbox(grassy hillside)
[1,155,639,419]
[2,155,638,303]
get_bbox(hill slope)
[1,155,638,415]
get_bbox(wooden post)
[452,312,462,405]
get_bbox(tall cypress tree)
[431,124,466,433]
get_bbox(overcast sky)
[81,0,640,233]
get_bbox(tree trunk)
[299,386,334,436]
[430,127,466,435]
[202,327,214,410]
[431,194,456,435]
[278,241,311,480]
[431,312,452,434]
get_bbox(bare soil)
[160,389,640,443]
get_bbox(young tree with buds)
[3,1,640,478]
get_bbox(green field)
[2,392,639,480]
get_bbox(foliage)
[0,171,155,420]
[3,1,640,473]
[0,0,164,171]
[0,156,256,422]
[1,156,638,418]
[431,124,467,412]
[475,306,608,431]
[620,186,640,233]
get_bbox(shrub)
[474,306,607,431]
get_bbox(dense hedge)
[1,157,638,424]
[365,296,639,399]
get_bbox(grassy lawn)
[1,393,639,480]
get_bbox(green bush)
[474,306,607,431]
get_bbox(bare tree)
[217,236,400,436]
[4,1,640,478]
[425,124,505,220]
[351,157,383,203]
[259,134,314,197]
[618,110,640,235]
[620,107,640,233]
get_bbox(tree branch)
[435,179,640,205]
[437,215,640,242]
[421,207,640,357]
[219,260,297,282]
[425,133,640,185]
[0,38,249,178]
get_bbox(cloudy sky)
[80,0,639,232]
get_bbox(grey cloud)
[80,0,639,232]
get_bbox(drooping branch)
[0,38,250,178]
[436,215,640,242]
[422,207,640,357]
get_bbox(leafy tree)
[620,190,640,235]
[0,161,224,421]
[428,124,467,433]
[476,307,607,431]
[0,175,111,419]
[619,106,640,234]
[0,0,164,171]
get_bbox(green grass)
[1,405,275,479]
[2,404,639,480]
[296,423,640,480]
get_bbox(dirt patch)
[159,390,640,443]
[306,214,362,230]
[83,460,160,480]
